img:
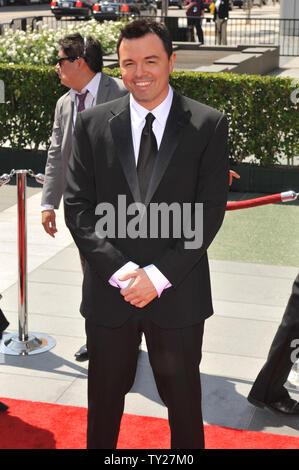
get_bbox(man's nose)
[135,62,145,77]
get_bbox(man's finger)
[42,210,58,238]
[229,170,240,186]
[133,300,147,308]
[118,270,138,282]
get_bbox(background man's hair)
[58,33,103,73]
[117,19,173,58]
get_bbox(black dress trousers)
[85,313,205,449]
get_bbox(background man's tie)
[76,90,89,112]
[137,113,158,202]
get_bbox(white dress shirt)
[215,0,221,11]
[41,72,102,212]
[69,72,101,128]
[109,86,174,297]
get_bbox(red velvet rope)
[226,193,283,211]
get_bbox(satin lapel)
[109,97,141,203]
[144,93,191,206]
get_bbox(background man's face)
[119,33,176,110]
[56,48,78,89]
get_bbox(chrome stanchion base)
[285,360,299,391]
[0,332,56,356]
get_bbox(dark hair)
[58,33,103,73]
[116,19,173,59]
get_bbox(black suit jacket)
[64,91,229,328]
[214,0,229,20]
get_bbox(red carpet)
[0,397,298,449]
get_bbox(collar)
[129,86,174,128]
[69,72,102,101]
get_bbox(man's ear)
[77,57,86,68]
[169,52,176,74]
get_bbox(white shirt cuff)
[109,261,139,289]
[41,204,54,211]
[143,264,172,298]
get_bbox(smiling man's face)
[119,33,176,111]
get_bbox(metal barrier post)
[17,170,28,342]
[0,169,56,356]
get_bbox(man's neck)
[130,85,172,113]
[73,71,97,93]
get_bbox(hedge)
[0,64,64,151]
[0,64,298,166]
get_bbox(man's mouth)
[134,81,152,88]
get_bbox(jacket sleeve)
[63,112,130,282]
[154,114,229,288]
[104,75,128,103]
[41,99,64,209]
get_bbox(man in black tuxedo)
[64,19,229,449]
[248,273,299,415]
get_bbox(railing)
[165,16,299,56]
[0,14,299,56]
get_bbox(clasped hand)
[119,268,158,308]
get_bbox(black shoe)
[0,401,8,412]
[75,344,88,362]
[248,395,299,415]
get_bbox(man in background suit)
[41,33,127,361]
[214,0,229,45]
[248,273,299,415]
[64,19,229,449]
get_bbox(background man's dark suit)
[64,91,229,447]
[248,273,299,413]
[0,303,9,412]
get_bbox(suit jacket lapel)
[62,94,74,158]
[109,92,191,205]
[144,92,191,206]
[109,95,141,203]
[96,73,110,105]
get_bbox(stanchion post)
[0,169,56,355]
[17,170,28,343]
